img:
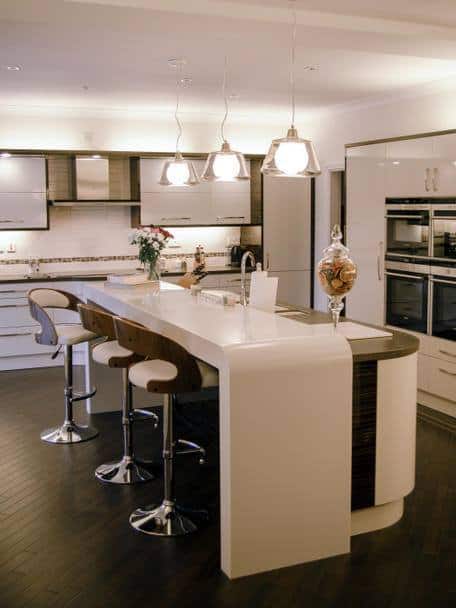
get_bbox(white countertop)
[85,280,349,357]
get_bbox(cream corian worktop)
[84,280,353,579]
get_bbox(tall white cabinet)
[346,144,386,325]
[263,176,312,307]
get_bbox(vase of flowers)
[129,226,174,282]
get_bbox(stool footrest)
[132,408,159,426]
[72,387,97,402]
[175,439,206,464]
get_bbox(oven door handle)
[431,277,456,285]
[385,272,427,281]
[385,214,429,220]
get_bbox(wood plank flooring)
[0,366,454,608]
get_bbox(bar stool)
[78,303,158,484]
[114,316,219,536]
[28,288,99,444]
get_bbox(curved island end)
[282,308,420,537]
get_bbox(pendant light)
[261,4,320,178]
[159,60,199,187]
[201,57,249,182]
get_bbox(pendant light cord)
[220,56,229,144]
[290,2,297,128]
[175,65,183,153]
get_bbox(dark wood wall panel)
[351,360,377,511]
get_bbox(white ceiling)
[2,0,456,122]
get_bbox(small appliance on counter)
[230,244,262,267]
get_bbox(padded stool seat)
[92,340,135,367]
[129,358,218,390]
[56,324,97,346]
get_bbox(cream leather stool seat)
[129,359,218,390]
[56,324,97,345]
[92,340,134,366]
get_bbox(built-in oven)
[385,203,430,258]
[385,258,430,333]
[430,264,456,342]
[431,208,456,261]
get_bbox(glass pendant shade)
[159,153,200,186]
[261,127,321,178]
[201,141,250,182]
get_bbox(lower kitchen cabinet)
[0,281,86,371]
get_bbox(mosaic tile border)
[0,252,227,265]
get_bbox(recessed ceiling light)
[6,65,21,71]
[91,154,101,159]
[392,161,401,165]
[179,77,192,87]
[0,152,11,158]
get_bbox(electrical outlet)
[7,242,16,253]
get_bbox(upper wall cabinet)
[430,133,456,196]
[0,156,47,230]
[385,133,456,197]
[211,162,251,224]
[139,157,251,225]
[385,138,436,197]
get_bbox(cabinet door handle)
[0,304,29,309]
[216,216,245,221]
[432,168,439,192]
[160,217,191,221]
[438,368,456,377]
[266,252,270,270]
[0,331,33,338]
[377,241,383,281]
[439,349,456,359]
[0,219,22,224]
[425,168,431,192]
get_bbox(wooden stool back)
[114,317,203,394]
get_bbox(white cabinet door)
[385,138,435,197]
[140,158,211,225]
[0,192,47,229]
[263,176,311,272]
[269,270,310,308]
[346,143,386,325]
[430,133,456,196]
[141,191,211,226]
[0,156,46,193]
[211,162,251,224]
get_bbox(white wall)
[309,83,456,310]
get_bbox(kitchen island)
[84,280,418,579]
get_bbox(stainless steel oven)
[431,264,456,342]
[385,258,430,333]
[431,208,456,262]
[385,206,430,258]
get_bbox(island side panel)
[375,353,418,505]
[220,335,353,579]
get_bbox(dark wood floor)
[0,366,454,608]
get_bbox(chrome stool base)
[130,502,198,537]
[40,422,99,444]
[95,457,154,484]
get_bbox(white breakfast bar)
[84,280,353,579]
[83,279,419,580]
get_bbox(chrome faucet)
[240,250,255,306]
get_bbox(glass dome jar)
[317,224,358,328]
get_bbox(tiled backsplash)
[0,207,244,271]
